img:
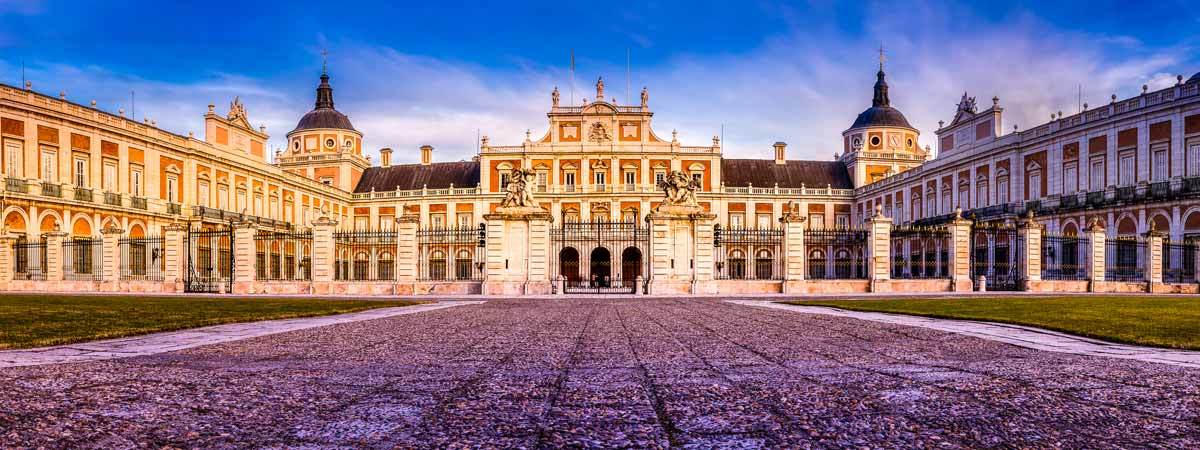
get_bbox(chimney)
[773,142,787,165]
[379,148,393,167]
[420,145,433,165]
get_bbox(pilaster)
[947,209,973,292]
[232,221,257,294]
[45,231,67,282]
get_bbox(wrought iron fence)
[12,238,46,280]
[713,225,784,280]
[255,230,313,281]
[889,226,950,279]
[1105,237,1146,282]
[804,228,867,280]
[334,230,397,281]
[418,225,484,281]
[62,237,103,281]
[1162,241,1198,284]
[1042,234,1089,280]
[186,227,234,293]
[120,236,165,281]
[551,221,649,294]
[970,224,1024,291]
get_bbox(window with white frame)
[1151,143,1168,181]
[236,189,247,212]
[624,170,636,186]
[130,165,143,196]
[536,171,548,192]
[594,170,606,186]
[941,185,952,214]
[835,214,850,228]
[1063,161,1078,194]
[912,194,922,220]
[166,175,179,202]
[198,181,210,207]
[654,170,666,186]
[810,213,825,229]
[691,172,703,191]
[1027,163,1042,200]
[3,139,21,177]
[40,147,56,182]
[925,192,935,217]
[254,194,263,216]
[269,197,279,219]
[217,185,228,209]
[975,176,988,207]
[729,213,745,227]
[73,156,87,187]
[1189,141,1200,177]
[756,213,772,228]
[499,172,511,190]
[997,173,1009,204]
[894,201,904,221]
[380,214,394,230]
[354,216,369,230]
[102,160,117,191]
[1089,157,1105,190]
[563,171,576,188]
[622,209,637,223]
[958,181,970,209]
[457,213,473,227]
[1118,150,1135,186]
[431,213,445,228]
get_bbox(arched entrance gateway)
[551,221,648,293]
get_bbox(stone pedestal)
[1144,228,1166,287]
[394,215,419,289]
[646,204,716,295]
[44,231,67,282]
[162,223,187,289]
[311,217,338,291]
[232,221,257,294]
[1084,220,1106,291]
[780,213,807,294]
[100,226,123,286]
[947,210,973,292]
[0,233,16,286]
[482,206,553,295]
[1018,214,1043,289]
[866,208,892,292]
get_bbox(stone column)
[867,205,892,291]
[45,230,67,282]
[780,205,807,294]
[1084,219,1106,291]
[1018,212,1043,290]
[646,203,716,295]
[232,221,257,294]
[162,223,187,289]
[311,216,338,292]
[1144,227,1166,288]
[0,234,15,286]
[482,206,554,295]
[394,214,419,293]
[947,209,973,292]
[100,226,123,285]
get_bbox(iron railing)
[41,182,61,198]
[104,192,122,206]
[1162,241,1198,284]
[5,177,29,193]
[254,230,313,281]
[120,236,165,281]
[73,187,93,202]
[1105,238,1146,282]
[418,225,484,281]
[889,226,950,279]
[805,228,868,279]
[970,224,1024,291]
[62,238,103,281]
[713,225,784,280]
[12,238,46,280]
[334,230,397,281]
[1042,234,1089,280]
[130,197,147,209]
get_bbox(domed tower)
[838,55,927,187]
[278,69,368,192]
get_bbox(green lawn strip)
[782,296,1200,351]
[0,294,423,350]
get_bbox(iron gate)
[185,227,233,293]
[970,223,1023,291]
[551,221,649,294]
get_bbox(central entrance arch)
[590,247,611,287]
[621,247,642,287]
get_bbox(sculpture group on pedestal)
[500,168,538,208]
[658,170,699,207]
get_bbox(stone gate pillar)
[947,208,973,292]
[1018,211,1043,290]
[482,206,553,295]
[1084,219,1106,291]
[45,230,67,282]
[1144,226,1166,290]
[0,233,16,287]
[394,213,419,289]
[311,216,338,292]
[646,202,716,295]
[780,205,807,294]
[867,205,892,292]
[100,226,123,287]
[163,223,187,290]
[232,221,257,294]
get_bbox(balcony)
[1115,186,1137,201]
[104,192,122,207]
[192,206,292,230]
[1149,181,1171,199]
[130,197,147,210]
[73,187,93,203]
[41,182,61,198]
[166,203,182,215]
[1060,193,1079,208]
[1086,191,1105,206]
[5,178,29,193]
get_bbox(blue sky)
[2,0,1198,163]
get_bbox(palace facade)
[1,62,1199,295]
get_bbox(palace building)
[1,62,1199,295]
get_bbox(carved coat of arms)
[588,122,611,143]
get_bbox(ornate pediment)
[225,96,254,130]
[949,92,977,127]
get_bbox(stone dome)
[848,68,914,130]
[291,72,356,133]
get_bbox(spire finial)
[321,49,328,75]
[878,43,885,72]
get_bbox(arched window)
[958,179,970,209]
[754,248,773,280]
[353,251,370,281]
[455,249,473,280]
[941,183,952,214]
[728,249,746,279]
[808,249,826,279]
[976,175,989,208]
[996,168,1010,204]
[429,250,447,280]
[378,251,394,281]
[835,249,853,279]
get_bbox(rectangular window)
[536,171,548,192]
[354,216,369,230]
[997,179,1009,204]
[499,172,511,190]
[594,171,606,186]
[217,186,229,209]
[810,213,825,229]
[131,166,143,196]
[236,190,247,212]
[254,194,263,216]
[430,213,445,228]
[692,173,703,191]
[564,172,576,186]
[40,147,56,182]
[166,175,178,202]
[624,170,636,185]
[756,213,771,228]
[3,139,21,177]
[320,177,333,186]
[729,213,744,228]
[1090,158,1105,191]
[941,190,952,214]
[835,214,850,228]
[1118,150,1135,186]
[1063,162,1078,194]
[270,197,279,219]
[457,213,473,227]
[1189,142,1200,177]
[1028,172,1042,199]
[975,184,987,207]
[102,160,117,191]
[198,181,210,207]
[1151,144,1168,181]
[73,157,87,187]
[654,171,666,186]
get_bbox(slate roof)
[849,106,914,130]
[353,161,480,193]
[1189,71,1200,83]
[720,159,853,189]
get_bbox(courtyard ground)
[790,295,1200,350]
[1,297,1197,448]
[0,294,421,350]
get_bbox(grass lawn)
[0,294,422,350]
[786,296,1200,351]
